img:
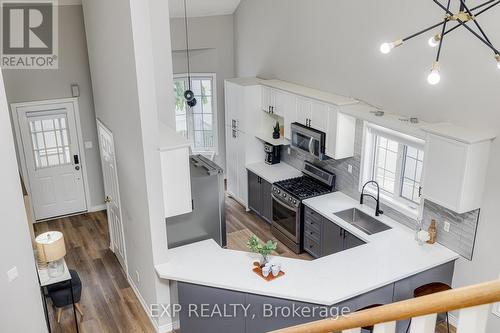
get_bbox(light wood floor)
[34,211,155,333]
[225,195,312,260]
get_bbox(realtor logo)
[1,0,58,69]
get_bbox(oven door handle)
[272,194,299,212]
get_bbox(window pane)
[201,80,212,96]
[203,114,213,131]
[194,131,204,148]
[193,113,203,131]
[373,135,398,194]
[202,96,212,114]
[191,80,202,96]
[401,145,425,203]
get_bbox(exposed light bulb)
[380,42,393,54]
[427,62,441,85]
[428,34,441,48]
[380,39,403,54]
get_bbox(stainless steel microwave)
[290,122,327,160]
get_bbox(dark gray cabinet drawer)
[304,236,321,258]
[304,217,321,232]
[248,170,272,224]
[304,206,323,222]
[303,226,321,243]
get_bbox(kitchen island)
[155,192,459,332]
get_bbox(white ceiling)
[168,0,241,18]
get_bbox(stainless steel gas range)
[271,162,336,254]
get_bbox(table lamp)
[35,231,66,278]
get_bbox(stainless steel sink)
[334,208,392,235]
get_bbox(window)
[173,74,217,154]
[361,123,425,218]
[29,114,71,169]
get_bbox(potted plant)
[247,235,277,267]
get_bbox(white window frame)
[173,73,218,156]
[360,122,425,220]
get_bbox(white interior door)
[96,120,127,270]
[15,101,87,220]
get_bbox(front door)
[14,100,87,220]
[96,120,127,270]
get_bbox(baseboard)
[127,274,174,333]
[89,204,106,212]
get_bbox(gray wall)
[234,0,500,330]
[82,0,174,329]
[0,72,47,331]
[170,14,235,168]
[2,5,104,210]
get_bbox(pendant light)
[183,0,197,107]
[379,0,500,85]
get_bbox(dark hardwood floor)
[34,211,155,333]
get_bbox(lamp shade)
[35,231,66,262]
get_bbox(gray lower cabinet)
[304,206,366,258]
[248,170,272,223]
[176,262,454,333]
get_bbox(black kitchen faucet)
[360,181,384,217]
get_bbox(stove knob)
[288,197,292,202]
[293,200,297,204]
[282,193,286,198]
[277,189,281,194]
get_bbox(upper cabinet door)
[310,101,328,133]
[296,97,312,126]
[325,106,356,160]
[421,134,491,213]
[261,86,274,113]
[283,93,297,140]
[272,89,289,118]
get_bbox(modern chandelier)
[379,0,500,85]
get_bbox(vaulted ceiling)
[168,0,241,18]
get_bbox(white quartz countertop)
[155,192,459,305]
[246,162,302,184]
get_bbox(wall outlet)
[135,270,140,283]
[443,221,451,233]
[347,164,353,174]
[84,141,93,149]
[7,266,18,282]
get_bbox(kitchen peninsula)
[156,192,459,333]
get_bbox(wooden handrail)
[271,279,500,333]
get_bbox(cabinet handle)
[418,186,423,197]
[272,106,275,114]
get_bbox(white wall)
[170,14,235,168]
[0,72,47,332]
[82,0,173,330]
[234,0,500,331]
[2,5,104,210]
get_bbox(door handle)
[105,195,113,203]
[75,166,80,171]
[308,137,315,156]
[73,155,80,165]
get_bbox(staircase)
[270,280,500,333]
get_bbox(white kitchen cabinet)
[283,93,298,140]
[261,86,287,118]
[325,107,356,160]
[261,86,274,114]
[421,133,492,213]
[295,97,329,132]
[296,97,311,126]
[310,101,329,133]
[225,79,263,208]
[159,124,192,218]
